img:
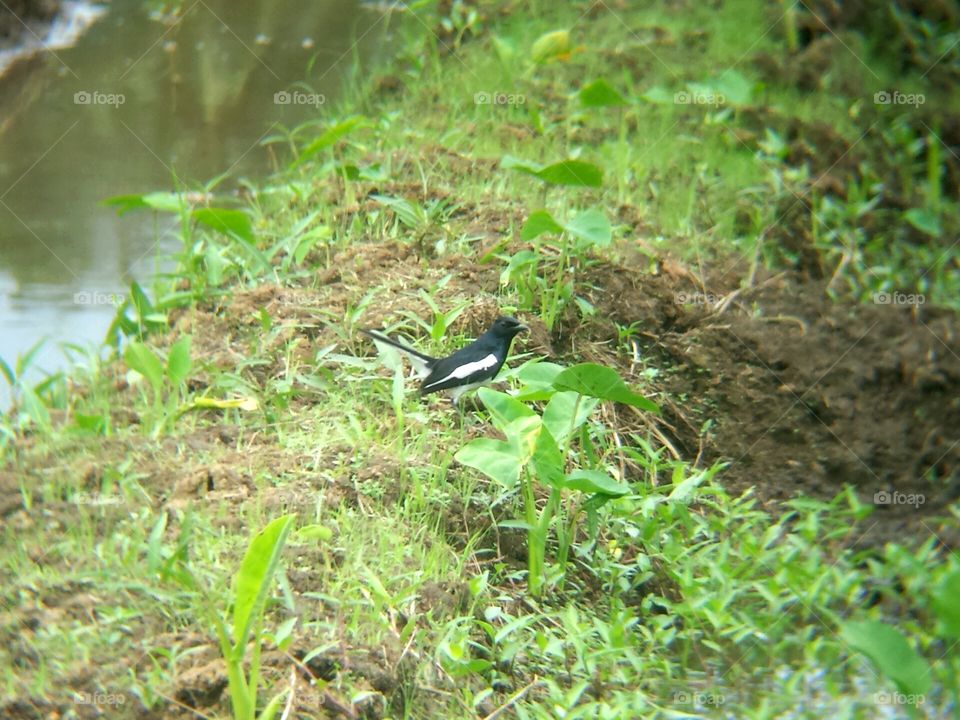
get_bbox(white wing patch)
[422,353,498,391]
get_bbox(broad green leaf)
[295,115,367,165]
[521,210,564,241]
[564,469,630,496]
[455,438,523,487]
[579,79,628,107]
[72,412,107,433]
[530,424,565,489]
[840,620,931,695]
[103,191,185,215]
[129,281,155,319]
[492,35,517,64]
[517,361,565,388]
[505,415,544,462]
[292,225,331,266]
[371,195,426,229]
[535,160,603,188]
[19,385,50,428]
[232,514,295,650]
[515,361,565,400]
[500,249,539,286]
[711,69,754,106]
[931,570,960,639]
[668,470,708,503]
[478,387,536,432]
[553,363,659,412]
[297,524,333,542]
[502,156,603,188]
[565,208,612,246]
[531,29,571,63]
[166,336,192,385]
[124,341,164,392]
[904,208,941,237]
[500,155,542,174]
[542,390,599,443]
[193,208,254,246]
[640,86,674,104]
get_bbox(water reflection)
[0,0,392,402]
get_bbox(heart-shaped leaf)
[542,390,598,444]
[124,341,164,392]
[564,469,630,496]
[904,208,941,237]
[521,210,565,241]
[502,156,603,188]
[565,208,612,246]
[192,208,254,246]
[535,160,603,187]
[455,438,523,487]
[579,79,628,108]
[932,569,960,639]
[478,387,536,432]
[553,363,659,412]
[166,336,192,385]
[840,620,931,696]
[530,424,565,489]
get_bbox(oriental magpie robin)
[361,316,527,405]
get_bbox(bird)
[361,316,528,405]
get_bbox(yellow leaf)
[531,29,571,64]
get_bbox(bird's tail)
[360,328,436,376]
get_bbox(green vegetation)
[2,1,959,719]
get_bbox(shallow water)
[0,0,394,406]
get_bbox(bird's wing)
[420,351,502,394]
[361,329,436,377]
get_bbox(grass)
[2,1,959,718]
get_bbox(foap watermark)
[674,291,721,305]
[274,90,325,106]
[74,290,125,306]
[74,691,126,706]
[474,91,526,106]
[74,492,123,507]
[872,291,925,306]
[874,490,925,508]
[874,90,925,107]
[875,691,925,707]
[74,90,125,107]
[674,90,724,106]
[673,690,725,706]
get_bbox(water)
[0,0,395,405]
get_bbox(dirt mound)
[573,262,959,548]
[199,241,958,550]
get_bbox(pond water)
[0,0,396,405]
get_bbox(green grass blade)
[232,514,295,651]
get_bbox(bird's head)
[489,316,528,338]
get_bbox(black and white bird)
[361,316,528,405]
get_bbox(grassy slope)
[2,1,959,719]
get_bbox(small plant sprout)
[213,514,296,720]
[456,362,658,596]
[123,335,192,436]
